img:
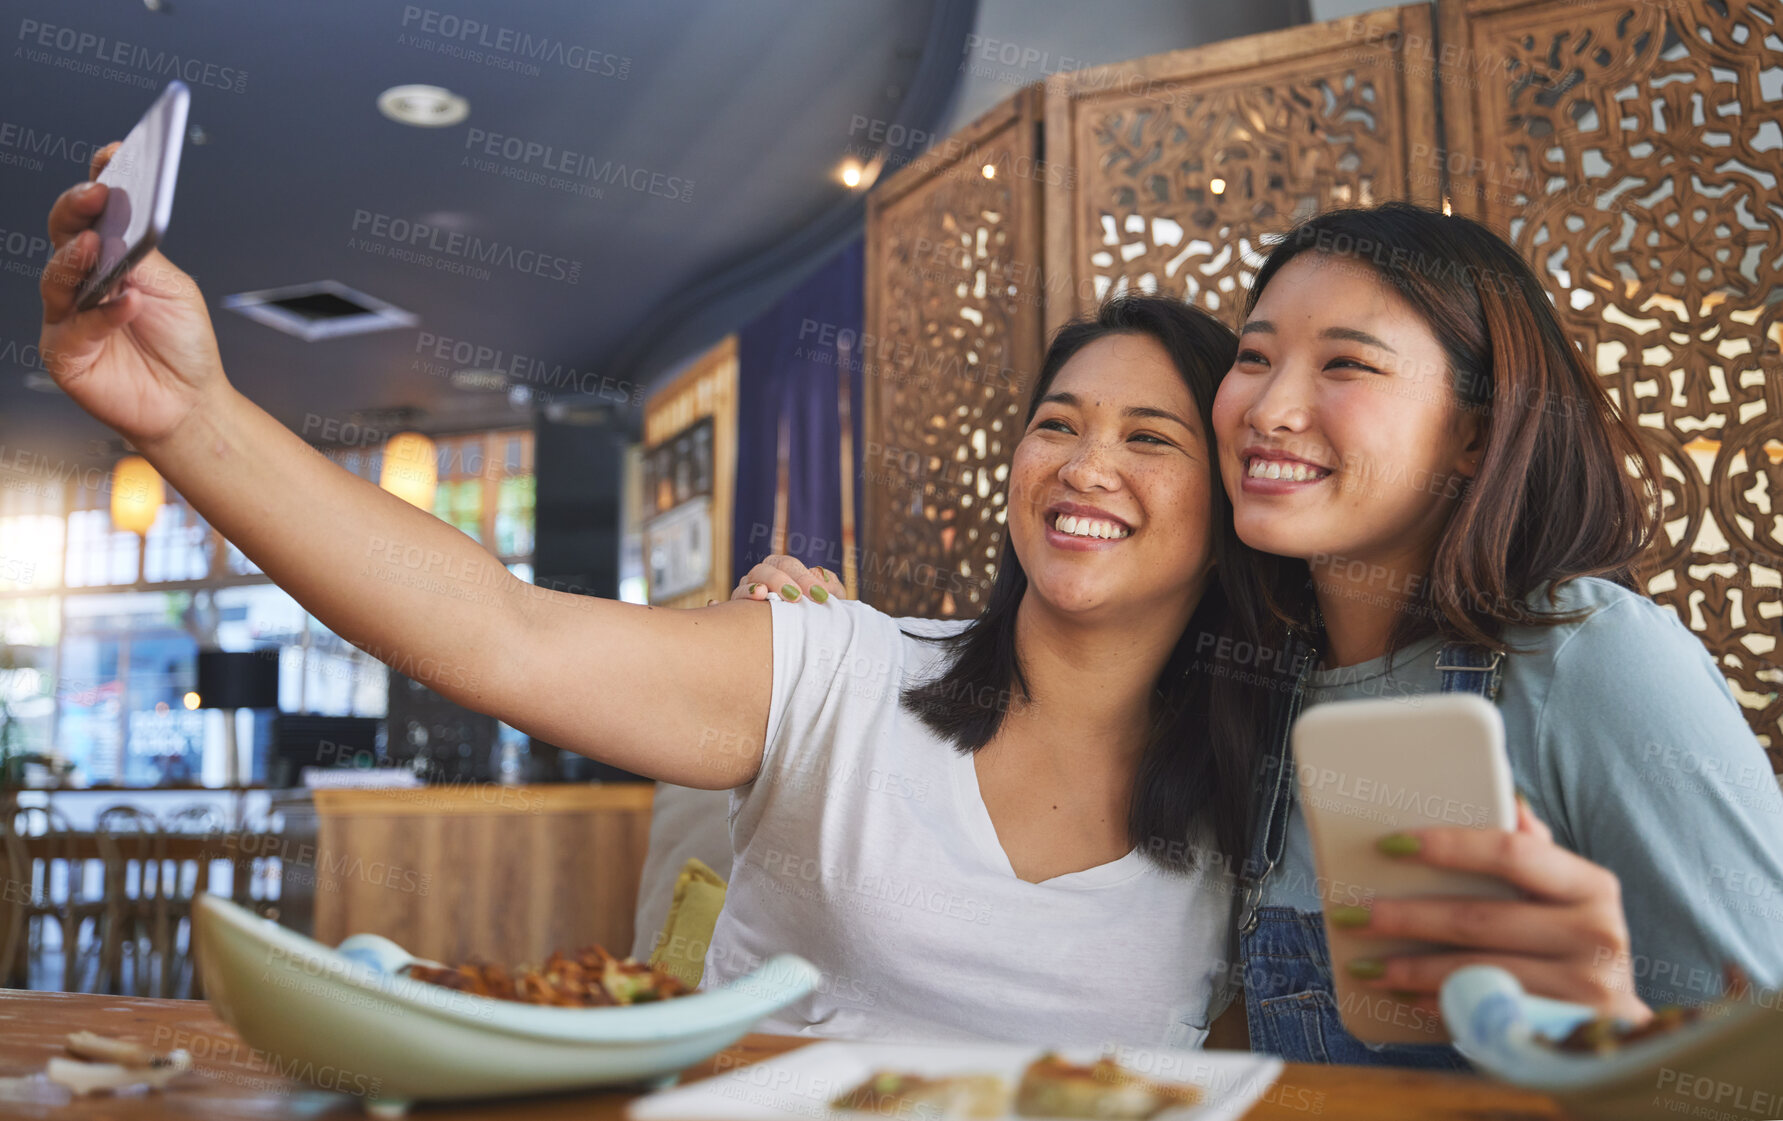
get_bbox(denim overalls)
[1232,636,1505,1068]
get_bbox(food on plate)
[47,1032,192,1097]
[1544,1004,1711,1054]
[831,1070,1012,1119]
[827,1054,1205,1120]
[1013,1053,1203,1119]
[403,944,692,1006]
[1539,965,1753,1055]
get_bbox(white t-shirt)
[703,597,1236,1048]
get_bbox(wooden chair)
[157,805,223,998]
[94,806,163,996]
[4,806,106,991]
[0,812,16,988]
[230,807,284,923]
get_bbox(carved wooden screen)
[1440,0,1783,766]
[861,86,1047,617]
[1041,6,1442,336]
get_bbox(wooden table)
[0,989,1573,1120]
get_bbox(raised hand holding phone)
[37,88,773,795]
[75,80,187,313]
[41,108,223,449]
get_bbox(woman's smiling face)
[1211,253,1483,574]
[1009,332,1217,619]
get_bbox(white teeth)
[1248,458,1328,482]
[1054,514,1129,540]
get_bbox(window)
[424,430,535,558]
[142,498,213,583]
[0,426,533,786]
[0,596,59,760]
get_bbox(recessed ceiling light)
[449,369,508,391]
[839,160,864,188]
[544,400,613,426]
[378,84,469,128]
[418,210,474,231]
[223,280,418,341]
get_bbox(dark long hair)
[899,294,1258,871]
[1233,201,1662,656]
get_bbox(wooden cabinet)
[272,784,654,966]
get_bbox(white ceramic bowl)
[193,895,818,1115]
[1441,965,1783,1121]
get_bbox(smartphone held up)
[74,79,189,313]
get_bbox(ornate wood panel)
[862,86,1047,618]
[1441,0,1783,767]
[1042,6,1442,337]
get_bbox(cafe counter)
[270,783,655,967]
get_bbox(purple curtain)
[733,237,864,586]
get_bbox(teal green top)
[1271,576,1783,1009]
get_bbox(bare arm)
[150,387,773,787]
[41,143,770,788]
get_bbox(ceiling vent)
[223,280,418,341]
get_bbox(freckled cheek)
[1138,474,1215,547]
[1007,448,1054,511]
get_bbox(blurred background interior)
[0,0,1777,1000]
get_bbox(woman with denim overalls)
[738,201,1783,1064]
[1205,202,1783,1066]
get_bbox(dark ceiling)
[0,0,963,467]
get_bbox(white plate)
[627,1040,1284,1121]
[193,895,818,1115]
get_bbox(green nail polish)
[1347,958,1386,980]
[809,585,829,603]
[749,583,763,597]
[1376,833,1421,857]
[781,583,800,602]
[1390,990,1421,1003]
[1328,905,1371,929]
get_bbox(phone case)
[75,80,188,311]
[1292,693,1518,1045]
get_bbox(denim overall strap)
[1204,634,1318,1024]
[1434,642,1506,702]
[1237,634,1320,934]
[1237,639,1506,1069]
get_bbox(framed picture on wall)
[642,418,715,602]
[642,337,736,608]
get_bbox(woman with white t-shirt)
[37,153,1256,1048]
[700,298,1251,1044]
